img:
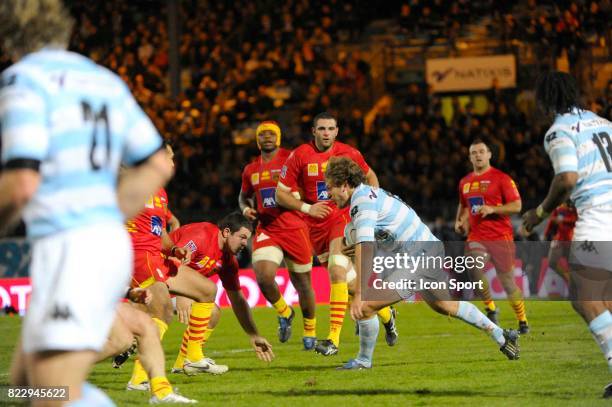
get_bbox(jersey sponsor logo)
[308,163,318,176]
[185,240,197,253]
[261,170,270,181]
[150,215,163,236]
[145,195,154,209]
[463,183,471,194]
[321,161,328,173]
[468,196,485,214]
[251,172,260,185]
[470,182,480,191]
[316,181,330,201]
[260,187,277,208]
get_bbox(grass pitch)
[0,301,609,406]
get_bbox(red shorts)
[465,240,516,273]
[131,250,169,288]
[308,208,350,256]
[252,224,313,265]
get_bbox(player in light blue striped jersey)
[0,0,187,404]
[325,157,520,370]
[522,71,612,399]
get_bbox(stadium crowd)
[45,0,611,225]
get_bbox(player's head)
[469,139,492,172]
[325,157,365,208]
[0,0,74,58]
[218,212,253,255]
[312,112,338,152]
[255,121,281,153]
[164,142,175,169]
[535,71,581,116]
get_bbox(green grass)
[0,301,610,406]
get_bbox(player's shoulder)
[242,158,257,174]
[489,167,511,178]
[277,147,292,160]
[459,172,475,184]
[156,187,168,200]
[334,141,361,155]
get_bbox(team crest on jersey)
[468,196,485,214]
[251,173,260,186]
[480,180,490,192]
[145,196,155,209]
[462,183,470,194]
[185,240,197,253]
[308,163,318,176]
[316,181,330,201]
[271,169,280,181]
[261,170,270,181]
[150,216,163,236]
[260,187,277,208]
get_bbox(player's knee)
[196,279,217,302]
[208,305,221,329]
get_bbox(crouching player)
[325,157,520,370]
[169,213,275,374]
[240,121,317,349]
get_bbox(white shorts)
[22,223,132,353]
[571,204,612,272]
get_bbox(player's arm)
[238,190,257,221]
[478,199,522,217]
[365,168,379,188]
[0,74,46,236]
[454,202,469,235]
[523,131,578,232]
[226,289,275,362]
[276,181,331,219]
[160,229,191,263]
[167,211,180,232]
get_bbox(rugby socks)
[130,318,168,385]
[303,317,317,337]
[150,376,173,400]
[508,289,528,323]
[273,297,293,319]
[355,316,379,367]
[328,282,348,346]
[455,301,505,346]
[185,302,214,362]
[173,326,216,370]
[588,310,612,371]
[480,278,496,312]
[377,306,392,324]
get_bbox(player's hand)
[308,202,333,219]
[522,208,543,234]
[477,205,496,218]
[454,219,468,236]
[173,247,192,264]
[176,296,193,324]
[250,336,275,362]
[342,242,356,258]
[243,207,258,221]
[350,294,364,320]
[128,287,152,305]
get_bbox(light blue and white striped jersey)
[0,49,162,238]
[349,183,438,244]
[544,108,612,209]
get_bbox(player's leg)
[420,289,520,360]
[347,264,398,346]
[282,227,317,349]
[24,224,132,405]
[286,260,317,349]
[466,242,498,322]
[490,240,528,333]
[167,266,227,375]
[252,244,295,342]
[548,240,571,284]
[9,338,27,386]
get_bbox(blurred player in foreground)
[522,71,612,398]
[240,121,317,349]
[0,0,174,404]
[326,157,520,370]
[456,139,529,333]
[543,200,577,284]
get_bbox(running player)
[522,71,612,398]
[169,213,275,374]
[0,0,174,403]
[455,139,529,333]
[277,112,394,356]
[325,157,520,369]
[240,121,317,349]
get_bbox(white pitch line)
[207,348,253,356]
